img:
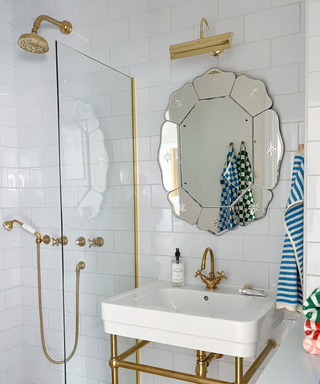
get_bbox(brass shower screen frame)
[131,78,141,384]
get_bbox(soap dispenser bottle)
[171,248,185,287]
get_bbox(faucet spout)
[201,247,215,277]
[195,247,227,290]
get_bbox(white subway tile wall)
[0,1,24,382]
[0,0,310,383]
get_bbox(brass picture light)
[169,18,233,60]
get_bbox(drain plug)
[204,296,209,301]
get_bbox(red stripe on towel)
[305,319,320,331]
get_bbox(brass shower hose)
[36,241,85,364]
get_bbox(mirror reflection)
[181,97,252,207]
[60,96,108,227]
[159,68,284,235]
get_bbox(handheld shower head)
[3,219,24,231]
[3,220,14,230]
[2,219,41,242]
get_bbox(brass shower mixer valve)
[42,235,51,245]
[52,236,69,246]
[76,237,86,247]
[88,237,104,248]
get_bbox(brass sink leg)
[108,335,276,384]
[196,350,208,377]
[243,339,277,384]
[235,357,243,384]
[110,335,119,384]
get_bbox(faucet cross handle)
[217,271,227,280]
[52,237,59,246]
[88,237,104,248]
[195,269,202,278]
[52,236,68,247]
[88,239,94,248]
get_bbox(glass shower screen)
[55,42,137,384]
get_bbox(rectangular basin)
[101,281,278,358]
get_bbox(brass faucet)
[195,247,227,290]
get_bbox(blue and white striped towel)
[276,154,304,313]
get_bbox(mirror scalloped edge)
[158,68,284,235]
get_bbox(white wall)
[134,1,305,292]
[0,1,25,383]
[1,0,308,383]
[132,2,305,382]
[305,0,320,295]
[12,7,136,384]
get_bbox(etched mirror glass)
[159,68,284,235]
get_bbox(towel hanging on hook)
[276,151,304,313]
[298,144,304,155]
[235,142,255,225]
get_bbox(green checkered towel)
[303,287,320,322]
[235,143,255,225]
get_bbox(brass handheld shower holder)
[2,219,84,364]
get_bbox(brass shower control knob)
[76,237,86,247]
[52,236,68,246]
[42,235,51,245]
[88,237,104,248]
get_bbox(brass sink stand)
[109,335,276,384]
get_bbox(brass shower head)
[17,15,72,54]
[18,32,49,54]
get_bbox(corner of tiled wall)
[305,0,320,295]
[0,0,25,383]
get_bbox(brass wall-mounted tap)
[195,247,227,290]
[76,237,86,247]
[52,236,68,246]
[88,237,104,248]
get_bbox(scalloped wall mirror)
[158,68,284,235]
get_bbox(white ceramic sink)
[101,281,279,358]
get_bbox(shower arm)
[32,15,72,35]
